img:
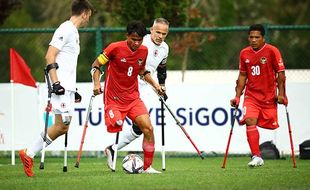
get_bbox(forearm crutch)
[285,106,297,168]
[221,108,238,168]
[39,68,53,170]
[112,132,120,172]
[161,100,166,171]
[75,95,95,168]
[149,86,204,160]
[159,96,204,159]
[63,132,68,172]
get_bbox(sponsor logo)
[278,58,284,66]
[245,59,250,64]
[121,58,127,63]
[75,107,242,127]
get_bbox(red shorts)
[104,98,148,133]
[240,98,279,129]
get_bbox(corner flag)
[10,48,37,88]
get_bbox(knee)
[245,118,257,126]
[142,126,154,136]
[54,121,69,134]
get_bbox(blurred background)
[0,0,309,82]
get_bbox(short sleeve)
[49,25,70,50]
[271,46,285,72]
[239,51,246,72]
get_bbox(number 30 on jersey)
[251,65,260,76]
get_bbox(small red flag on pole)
[10,48,37,88]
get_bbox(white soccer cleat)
[104,145,114,170]
[142,166,162,174]
[248,156,264,167]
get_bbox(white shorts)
[138,79,159,108]
[51,91,75,116]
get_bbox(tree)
[0,0,22,25]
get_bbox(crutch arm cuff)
[45,63,59,73]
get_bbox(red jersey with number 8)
[103,41,148,105]
[239,43,285,105]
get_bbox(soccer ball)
[122,154,144,174]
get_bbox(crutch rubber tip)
[112,170,115,172]
[75,162,79,168]
[63,166,67,172]
[221,166,225,169]
[39,163,44,170]
[162,169,166,171]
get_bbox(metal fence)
[0,25,309,82]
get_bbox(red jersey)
[239,43,285,105]
[103,41,148,105]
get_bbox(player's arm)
[91,52,108,95]
[230,72,247,107]
[45,46,60,83]
[45,45,65,95]
[140,68,166,97]
[157,58,167,86]
[276,71,287,105]
[272,47,287,105]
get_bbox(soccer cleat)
[248,155,264,167]
[104,145,114,170]
[142,166,162,174]
[19,149,34,177]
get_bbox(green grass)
[0,155,310,190]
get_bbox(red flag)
[10,48,37,88]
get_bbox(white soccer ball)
[122,154,144,174]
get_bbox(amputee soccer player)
[104,18,170,170]
[91,20,166,174]
[19,0,94,177]
[230,24,288,167]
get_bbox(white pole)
[10,80,15,165]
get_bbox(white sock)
[116,127,140,150]
[26,132,52,158]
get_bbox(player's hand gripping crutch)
[39,68,53,170]
[222,108,238,168]
[285,105,297,168]
[150,85,204,160]
[74,95,95,168]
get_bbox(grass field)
[0,154,310,190]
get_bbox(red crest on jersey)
[61,103,66,109]
[153,49,158,57]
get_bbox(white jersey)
[49,20,80,92]
[139,34,169,86]
[139,34,169,106]
[142,34,169,76]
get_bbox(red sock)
[142,140,155,170]
[246,125,261,157]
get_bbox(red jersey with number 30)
[103,41,148,105]
[239,43,285,105]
